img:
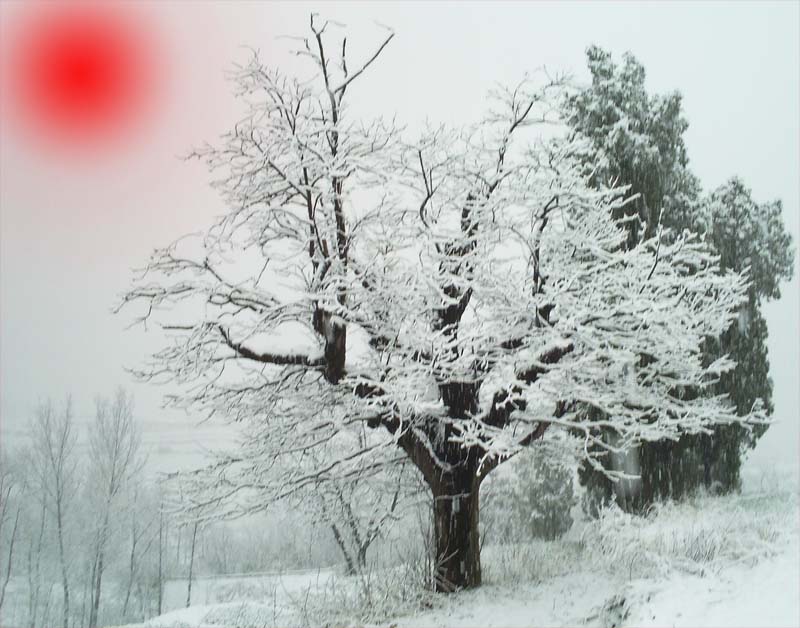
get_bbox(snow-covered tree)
[120,19,761,591]
[703,178,794,305]
[696,178,794,488]
[311,451,411,576]
[564,45,702,248]
[85,388,144,628]
[566,48,794,507]
[29,398,78,627]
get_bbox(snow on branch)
[120,18,765,523]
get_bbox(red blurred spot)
[2,2,162,153]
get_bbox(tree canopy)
[566,46,794,507]
[120,19,762,590]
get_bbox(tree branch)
[218,326,324,367]
[334,31,395,100]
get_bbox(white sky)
[1,1,798,475]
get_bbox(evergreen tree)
[565,45,703,246]
[696,179,794,490]
[703,178,794,304]
[567,48,794,510]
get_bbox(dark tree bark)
[330,522,357,575]
[120,23,582,597]
[431,469,482,592]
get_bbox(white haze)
[0,1,797,479]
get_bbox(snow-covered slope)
[625,535,800,628]
[120,486,800,628]
[385,533,799,628]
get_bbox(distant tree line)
[0,389,372,628]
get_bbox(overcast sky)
[1,1,798,476]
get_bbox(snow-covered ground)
[625,537,800,628]
[121,479,800,628]
[161,568,338,615]
[385,529,799,628]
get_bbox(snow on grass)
[624,533,800,628]
[161,569,338,615]
[379,573,616,628]
[391,487,800,628]
[121,486,799,628]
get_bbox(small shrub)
[484,449,577,543]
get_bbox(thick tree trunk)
[431,472,481,592]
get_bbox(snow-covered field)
[161,569,338,615]
[391,505,800,628]
[120,472,800,628]
[381,535,799,628]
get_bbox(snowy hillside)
[119,482,800,628]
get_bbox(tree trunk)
[27,499,47,628]
[89,549,104,628]
[89,505,113,628]
[122,507,139,619]
[0,507,20,612]
[357,541,368,572]
[55,501,70,628]
[157,508,164,615]
[431,472,481,592]
[85,555,95,627]
[186,522,198,608]
[330,523,356,575]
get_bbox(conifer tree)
[566,48,794,509]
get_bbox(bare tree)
[25,488,48,628]
[319,459,409,576]
[120,17,762,591]
[120,484,158,621]
[86,388,144,628]
[0,509,19,615]
[185,522,199,608]
[157,498,164,616]
[0,448,22,614]
[30,398,78,626]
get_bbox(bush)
[483,449,576,542]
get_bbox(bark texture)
[431,470,482,591]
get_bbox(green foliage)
[567,46,795,511]
[696,179,794,488]
[564,45,702,246]
[702,177,795,302]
